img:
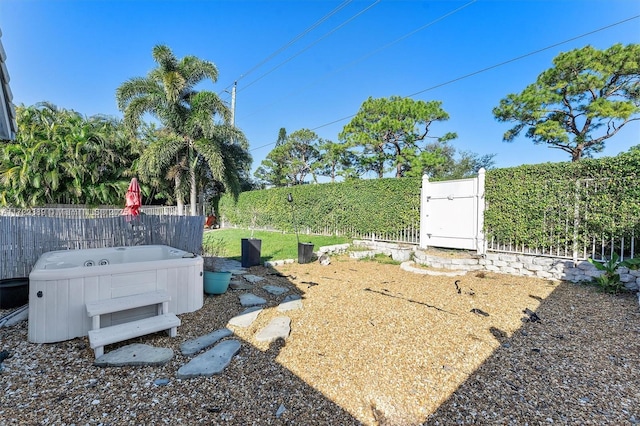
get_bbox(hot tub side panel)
[28,255,204,343]
[28,276,97,343]
[156,260,204,315]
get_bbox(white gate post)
[419,174,430,249]
[476,168,486,255]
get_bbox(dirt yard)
[1,254,639,425]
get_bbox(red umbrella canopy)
[122,177,141,216]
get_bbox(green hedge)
[485,150,640,247]
[218,178,422,236]
[219,150,640,247]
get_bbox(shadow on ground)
[424,281,640,425]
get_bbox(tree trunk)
[571,147,583,162]
[175,174,184,216]
[190,164,197,216]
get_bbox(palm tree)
[116,45,249,215]
[0,103,138,207]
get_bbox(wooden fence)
[1,215,205,280]
[0,205,184,218]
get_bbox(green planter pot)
[203,271,232,295]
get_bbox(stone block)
[620,273,635,283]
[526,264,546,272]
[532,257,555,266]
[576,260,594,270]
[450,258,479,266]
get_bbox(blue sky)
[1,0,639,178]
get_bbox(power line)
[237,0,353,83]
[406,14,640,98]
[218,0,353,94]
[240,0,477,121]
[305,14,640,133]
[248,14,638,153]
[238,0,382,93]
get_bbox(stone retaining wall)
[352,240,640,291]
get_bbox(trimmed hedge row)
[485,150,640,246]
[219,150,639,246]
[218,178,421,236]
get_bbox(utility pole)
[230,81,236,127]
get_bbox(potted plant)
[241,209,261,267]
[203,271,232,295]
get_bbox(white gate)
[419,168,485,254]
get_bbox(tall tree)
[254,128,320,186]
[402,140,495,179]
[313,139,356,183]
[493,43,640,161]
[254,128,289,187]
[339,96,456,178]
[116,45,249,215]
[275,128,287,147]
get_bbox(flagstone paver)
[230,280,254,290]
[180,328,233,356]
[239,293,267,306]
[227,307,263,328]
[262,285,288,295]
[255,317,291,343]
[93,344,173,367]
[176,340,241,378]
[277,294,303,312]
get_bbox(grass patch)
[202,229,351,263]
[359,253,402,265]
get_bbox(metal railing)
[485,177,639,262]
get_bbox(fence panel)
[1,215,204,280]
[420,170,485,253]
[485,177,640,262]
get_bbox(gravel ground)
[1,255,639,425]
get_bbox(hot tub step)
[86,290,171,317]
[88,313,181,359]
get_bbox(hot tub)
[28,245,203,343]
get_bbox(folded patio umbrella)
[121,177,141,217]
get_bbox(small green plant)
[588,253,640,294]
[202,236,227,257]
[359,253,402,265]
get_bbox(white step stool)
[86,290,180,358]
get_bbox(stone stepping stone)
[240,293,267,306]
[227,307,263,328]
[277,295,303,312]
[230,280,254,290]
[93,344,173,367]
[217,259,243,270]
[177,339,241,378]
[243,274,265,284]
[229,269,247,275]
[262,285,288,295]
[180,328,233,356]
[255,317,291,343]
